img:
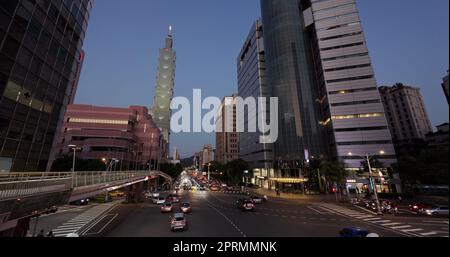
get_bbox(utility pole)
[366,153,383,215]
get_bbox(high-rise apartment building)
[237,20,273,189]
[151,26,176,146]
[194,144,214,170]
[259,0,399,192]
[216,95,239,164]
[0,0,93,172]
[379,83,433,142]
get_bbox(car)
[199,186,206,191]
[339,227,370,238]
[421,205,449,216]
[180,202,192,213]
[210,185,219,191]
[155,197,166,205]
[250,196,264,204]
[171,213,188,231]
[409,202,429,213]
[43,206,58,214]
[109,191,125,197]
[167,194,180,203]
[161,203,173,213]
[236,198,255,211]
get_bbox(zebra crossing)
[52,202,117,237]
[319,203,449,238]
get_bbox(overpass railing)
[0,170,170,201]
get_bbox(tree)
[223,159,249,185]
[394,148,449,188]
[320,160,348,196]
[359,156,384,174]
[159,163,183,179]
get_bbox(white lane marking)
[420,231,438,236]
[56,224,85,229]
[83,214,118,235]
[207,201,247,237]
[308,206,330,215]
[391,225,412,229]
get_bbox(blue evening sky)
[76,0,449,158]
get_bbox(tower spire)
[165,25,173,49]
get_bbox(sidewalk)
[249,187,340,202]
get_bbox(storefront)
[268,178,309,193]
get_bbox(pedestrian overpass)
[0,170,172,236]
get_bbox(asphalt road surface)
[100,190,406,237]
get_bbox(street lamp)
[207,163,211,184]
[68,145,80,172]
[348,150,385,215]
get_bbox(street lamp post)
[207,163,211,184]
[348,151,385,215]
[68,145,79,173]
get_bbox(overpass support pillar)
[125,182,145,203]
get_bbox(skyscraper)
[151,26,176,146]
[0,0,93,172]
[260,0,330,190]
[260,0,399,192]
[237,20,273,189]
[216,94,239,165]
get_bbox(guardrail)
[0,170,171,201]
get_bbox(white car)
[171,213,188,231]
[152,196,165,204]
[422,205,449,216]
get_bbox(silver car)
[171,213,188,231]
[422,205,449,216]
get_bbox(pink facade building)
[53,104,166,170]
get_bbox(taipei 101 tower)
[151,26,176,147]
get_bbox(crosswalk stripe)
[402,228,424,232]
[420,231,438,236]
[391,225,412,229]
[363,218,382,221]
[382,223,402,226]
[372,220,391,223]
[352,215,374,219]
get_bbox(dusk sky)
[76,0,449,158]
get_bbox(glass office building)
[260,0,329,189]
[259,0,400,192]
[0,0,93,172]
[237,20,274,189]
